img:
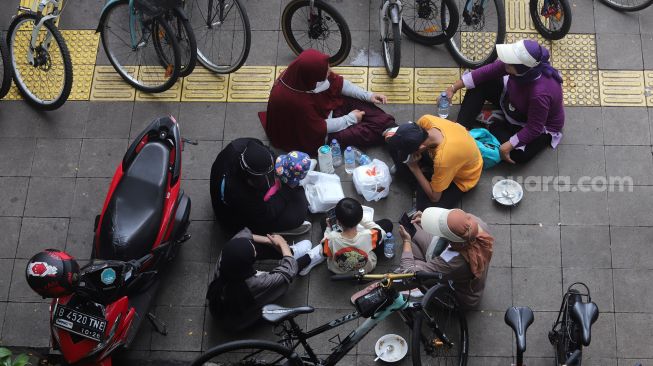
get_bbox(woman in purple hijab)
[447,40,565,164]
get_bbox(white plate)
[492,179,524,206]
[375,334,408,363]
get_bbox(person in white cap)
[397,208,494,309]
[445,39,565,164]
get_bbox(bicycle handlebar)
[330,271,443,282]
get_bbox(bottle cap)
[331,139,338,144]
[441,91,447,97]
[386,233,393,238]
[346,146,352,151]
[319,145,331,154]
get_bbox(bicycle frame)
[19,0,62,65]
[205,0,229,27]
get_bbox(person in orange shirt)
[386,115,483,210]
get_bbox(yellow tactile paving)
[505,32,551,47]
[599,70,647,107]
[69,64,94,101]
[368,67,414,104]
[551,34,597,70]
[135,67,183,102]
[181,68,228,102]
[560,69,600,106]
[506,0,537,33]
[61,30,100,66]
[227,66,275,103]
[90,66,137,101]
[644,70,653,107]
[275,66,286,79]
[460,32,502,63]
[414,68,461,104]
[3,85,22,101]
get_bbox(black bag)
[354,286,392,318]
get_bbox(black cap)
[386,123,428,164]
[240,141,274,176]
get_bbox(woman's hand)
[499,141,516,164]
[370,93,387,104]
[399,225,412,242]
[411,211,423,226]
[267,234,292,257]
[351,109,365,122]
[445,84,456,100]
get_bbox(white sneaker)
[275,221,312,236]
[290,240,312,259]
[299,245,325,276]
[390,164,397,175]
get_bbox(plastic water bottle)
[359,154,372,166]
[317,145,334,174]
[437,91,450,119]
[344,146,356,174]
[331,139,343,167]
[384,233,396,259]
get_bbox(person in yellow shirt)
[386,115,483,210]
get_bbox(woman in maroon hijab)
[265,49,396,154]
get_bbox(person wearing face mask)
[209,138,311,236]
[447,39,565,164]
[264,49,396,154]
[397,207,494,309]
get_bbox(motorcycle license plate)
[53,305,107,342]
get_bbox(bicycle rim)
[157,10,196,77]
[446,0,505,68]
[0,35,11,99]
[188,0,251,73]
[381,17,401,78]
[101,1,180,92]
[190,340,295,366]
[598,0,653,11]
[402,0,456,45]
[9,15,72,107]
[530,0,571,40]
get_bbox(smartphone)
[399,212,417,238]
[326,208,341,232]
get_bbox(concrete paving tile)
[182,141,223,180]
[244,0,281,30]
[602,107,651,145]
[413,42,459,68]
[522,311,558,357]
[357,312,410,355]
[467,310,513,356]
[31,139,81,178]
[559,190,609,226]
[303,308,362,355]
[523,358,557,366]
[467,357,513,366]
[57,0,103,29]
[65,218,95,260]
[77,139,128,178]
[358,355,408,366]
[477,267,512,311]
[247,31,279,66]
[307,265,365,309]
[642,34,653,70]
[510,189,560,225]
[608,186,653,226]
[0,259,12,301]
[0,218,21,259]
[151,306,205,352]
[0,102,40,138]
[16,217,69,259]
[568,0,595,33]
[610,226,653,269]
[84,102,133,139]
[381,104,415,124]
[640,5,653,33]
[563,267,614,312]
[605,145,653,186]
[616,313,653,358]
[511,225,561,268]
[128,318,152,351]
[131,102,182,138]
[182,179,213,220]
[0,138,35,176]
[487,224,510,268]
[223,103,269,142]
[0,302,50,347]
[8,259,47,303]
[512,267,562,311]
[180,220,220,264]
[462,180,511,225]
[368,33,415,68]
[202,308,282,350]
[560,107,604,145]
[343,31,370,67]
[561,226,612,269]
[71,177,111,218]
[613,269,653,312]
[594,1,641,34]
[24,177,75,218]
[596,33,643,70]
[505,147,559,180]
[557,145,606,182]
[155,260,210,307]
[0,177,28,216]
[0,301,6,342]
[33,102,89,138]
[178,103,226,141]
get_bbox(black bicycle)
[529,0,572,40]
[0,31,11,100]
[192,270,469,366]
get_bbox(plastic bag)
[469,128,501,170]
[352,159,392,202]
[300,171,345,213]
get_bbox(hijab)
[446,210,494,279]
[265,49,345,155]
[511,42,563,84]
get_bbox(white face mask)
[312,79,330,93]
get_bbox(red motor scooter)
[26,116,191,366]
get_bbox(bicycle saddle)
[571,301,599,346]
[504,306,534,354]
[261,304,315,324]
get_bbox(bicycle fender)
[96,0,123,32]
[389,3,401,24]
[173,6,189,21]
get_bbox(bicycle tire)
[597,0,653,11]
[281,0,351,65]
[411,284,469,366]
[446,0,505,69]
[190,339,299,366]
[154,8,197,77]
[0,31,11,99]
[7,13,72,110]
[188,0,251,74]
[100,0,181,93]
[382,14,401,78]
[402,0,460,45]
[529,0,571,40]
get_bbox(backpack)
[469,128,501,170]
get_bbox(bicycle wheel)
[598,0,653,11]
[446,0,505,69]
[187,0,251,74]
[190,340,299,366]
[381,8,401,78]
[281,0,351,65]
[411,285,468,366]
[402,0,459,45]
[7,13,72,110]
[529,0,571,40]
[156,8,197,77]
[0,31,11,99]
[100,0,181,93]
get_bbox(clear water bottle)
[331,139,343,167]
[359,154,372,166]
[384,233,396,259]
[317,145,334,174]
[344,146,356,174]
[437,91,450,119]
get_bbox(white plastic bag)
[352,159,392,202]
[300,171,345,213]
